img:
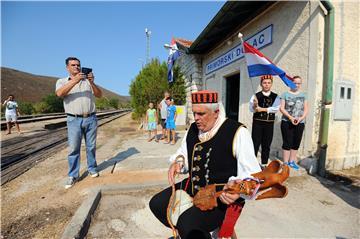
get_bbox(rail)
[0,110,131,185]
[1,109,131,130]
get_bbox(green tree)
[95,97,120,110]
[109,98,119,109]
[169,66,186,105]
[129,58,186,119]
[18,102,35,115]
[34,102,48,114]
[41,94,64,113]
[95,97,108,110]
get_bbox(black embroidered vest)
[186,119,244,196]
[253,91,278,122]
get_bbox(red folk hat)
[260,75,273,81]
[191,90,218,104]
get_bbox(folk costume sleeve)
[267,95,281,113]
[229,127,261,181]
[249,95,256,113]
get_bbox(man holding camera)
[56,57,102,189]
[3,94,21,134]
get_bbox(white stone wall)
[327,1,360,169]
[178,1,359,170]
[202,1,314,159]
[177,53,203,123]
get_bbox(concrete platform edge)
[61,181,169,239]
[61,190,101,239]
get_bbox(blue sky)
[1,1,224,96]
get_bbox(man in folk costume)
[249,75,280,168]
[149,90,261,239]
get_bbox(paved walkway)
[83,130,359,238]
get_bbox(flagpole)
[238,32,257,94]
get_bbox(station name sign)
[205,25,273,75]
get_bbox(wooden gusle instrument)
[193,160,290,211]
[167,160,290,238]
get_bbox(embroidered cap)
[260,75,273,81]
[191,90,218,104]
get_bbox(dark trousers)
[281,121,305,150]
[252,120,274,164]
[149,180,227,239]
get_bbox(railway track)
[0,110,130,185]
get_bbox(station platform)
[62,127,359,239]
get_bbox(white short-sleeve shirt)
[55,77,96,115]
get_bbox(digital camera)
[81,67,92,75]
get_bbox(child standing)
[280,76,308,170]
[145,102,158,142]
[165,97,177,145]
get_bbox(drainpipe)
[318,1,334,177]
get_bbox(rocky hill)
[1,67,130,103]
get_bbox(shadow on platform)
[317,174,360,209]
[97,147,140,172]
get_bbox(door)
[225,74,240,121]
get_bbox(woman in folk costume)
[149,90,261,239]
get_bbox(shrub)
[129,58,185,120]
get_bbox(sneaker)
[288,161,300,170]
[89,171,99,178]
[65,177,76,189]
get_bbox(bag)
[168,189,193,225]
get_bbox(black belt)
[66,112,96,118]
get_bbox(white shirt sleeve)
[229,126,261,181]
[168,130,189,172]
[55,78,66,92]
[266,95,280,113]
[249,95,256,113]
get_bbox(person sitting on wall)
[149,90,260,239]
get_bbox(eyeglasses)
[70,64,80,67]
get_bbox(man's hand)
[168,162,182,185]
[72,73,85,83]
[219,180,242,205]
[87,72,95,84]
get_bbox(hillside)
[0,67,130,104]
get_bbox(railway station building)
[172,1,359,172]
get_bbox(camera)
[81,67,92,75]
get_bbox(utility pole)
[139,58,144,69]
[145,28,151,64]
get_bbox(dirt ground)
[0,113,148,239]
[1,113,359,238]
